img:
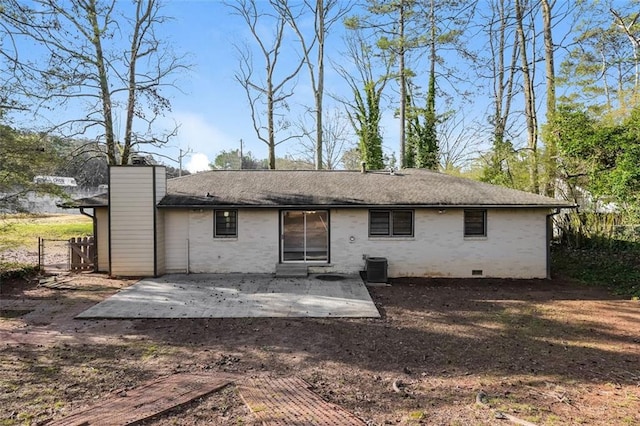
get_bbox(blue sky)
[155,0,374,172]
[4,0,595,173]
[6,0,369,172]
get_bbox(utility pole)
[239,139,244,169]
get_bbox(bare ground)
[1,273,639,425]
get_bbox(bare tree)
[477,0,520,187]
[541,0,557,196]
[294,108,354,169]
[437,110,483,172]
[515,0,539,193]
[0,0,186,165]
[227,0,306,169]
[611,8,640,102]
[272,0,352,170]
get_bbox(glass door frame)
[280,209,330,263]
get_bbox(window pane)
[392,211,413,236]
[215,210,237,237]
[464,210,486,236]
[369,211,390,236]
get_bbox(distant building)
[34,176,78,187]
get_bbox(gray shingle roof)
[59,192,108,208]
[158,169,573,208]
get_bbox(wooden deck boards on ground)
[239,376,366,425]
[49,373,234,426]
[50,373,364,425]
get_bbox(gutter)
[546,208,563,279]
[156,203,577,210]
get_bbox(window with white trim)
[369,210,414,237]
[464,209,486,237]
[214,210,237,238]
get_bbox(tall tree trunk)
[268,87,275,169]
[87,0,116,165]
[484,0,518,186]
[515,0,539,193]
[399,0,407,168]
[315,0,325,170]
[542,0,557,196]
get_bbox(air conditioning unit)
[365,257,388,283]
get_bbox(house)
[70,165,574,279]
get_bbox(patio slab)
[75,274,380,319]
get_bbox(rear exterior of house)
[161,208,548,278]
[87,165,571,279]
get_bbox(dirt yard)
[1,273,638,425]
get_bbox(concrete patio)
[75,274,380,319]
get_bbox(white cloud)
[186,153,211,173]
[173,111,236,154]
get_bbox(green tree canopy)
[0,125,66,211]
[551,104,640,213]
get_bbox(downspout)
[546,208,561,279]
[80,207,98,272]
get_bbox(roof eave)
[156,203,577,209]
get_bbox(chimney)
[360,161,367,174]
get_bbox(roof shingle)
[158,169,572,208]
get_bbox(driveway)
[75,274,380,319]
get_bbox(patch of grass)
[140,343,174,361]
[407,410,425,421]
[0,214,92,251]
[0,262,39,280]
[552,246,640,298]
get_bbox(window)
[214,210,237,238]
[464,209,486,237]
[369,210,414,237]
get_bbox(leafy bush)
[555,212,640,250]
[0,262,39,281]
[552,246,640,298]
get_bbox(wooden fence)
[69,236,95,271]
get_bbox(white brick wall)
[328,208,547,278]
[173,208,280,273]
[162,207,549,278]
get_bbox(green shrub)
[552,246,640,298]
[0,262,40,281]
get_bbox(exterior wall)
[164,210,189,273]
[153,167,167,275]
[160,207,548,278]
[95,207,109,272]
[326,208,548,278]
[164,208,280,273]
[155,167,167,198]
[109,166,165,276]
[154,167,167,274]
[155,209,166,275]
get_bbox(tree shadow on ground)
[2,276,639,425]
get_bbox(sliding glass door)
[281,210,328,262]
